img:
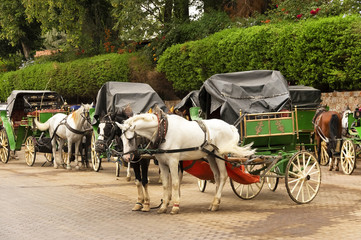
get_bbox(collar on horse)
[152,112,168,149]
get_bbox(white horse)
[34,104,92,169]
[117,111,255,214]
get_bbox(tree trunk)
[203,0,223,13]
[174,0,189,22]
[164,0,173,23]
[20,40,31,60]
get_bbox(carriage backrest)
[241,111,295,150]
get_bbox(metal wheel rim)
[0,129,10,163]
[285,151,321,204]
[266,166,279,192]
[340,139,356,175]
[25,137,36,166]
[91,132,101,172]
[230,164,265,200]
[197,179,207,192]
[44,153,53,162]
[320,141,329,166]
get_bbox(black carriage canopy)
[93,81,168,121]
[174,90,200,110]
[289,85,321,109]
[198,70,291,125]
[6,90,64,117]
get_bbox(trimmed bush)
[157,15,361,92]
[0,53,132,102]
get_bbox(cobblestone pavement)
[1,152,361,240]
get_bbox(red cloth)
[182,160,260,184]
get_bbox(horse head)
[95,107,133,154]
[116,113,158,162]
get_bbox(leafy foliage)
[158,15,361,92]
[0,53,132,101]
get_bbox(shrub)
[0,53,132,102]
[157,15,361,92]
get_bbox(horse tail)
[217,126,256,157]
[329,114,339,151]
[34,118,50,132]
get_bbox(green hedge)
[0,53,132,101]
[157,15,361,92]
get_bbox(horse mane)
[124,113,157,126]
[71,105,83,122]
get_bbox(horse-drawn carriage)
[90,81,167,175]
[174,70,322,204]
[0,90,66,166]
[336,107,361,174]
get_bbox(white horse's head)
[116,122,137,162]
[342,109,352,129]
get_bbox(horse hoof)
[132,203,143,211]
[170,207,180,215]
[75,166,80,170]
[53,165,58,169]
[66,166,72,170]
[141,203,150,212]
[210,204,220,212]
[335,167,339,171]
[157,207,167,214]
[126,176,131,182]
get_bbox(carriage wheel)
[230,164,265,200]
[266,166,280,192]
[340,139,356,175]
[0,128,10,163]
[91,132,102,172]
[25,136,36,166]
[197,179,207,192]
[319,141,329,166]
[285,151,321,204]
[44,153,53,162]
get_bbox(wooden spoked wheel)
[340,139,356,175]
[0,128,10,163]
[25,136,36,166]
[285,151,321,204]
[230,164,265,200]
[197,179,207,192]
[91,132,101,172]
[319,141,329,166]
[266,166,279,192]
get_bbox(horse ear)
[153,104,164,115]
[115,122,125,130]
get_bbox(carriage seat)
[11,110,28,128]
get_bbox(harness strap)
[65,121,93,135]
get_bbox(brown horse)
[313,106,343,171]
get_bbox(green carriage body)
[0,90,66,164]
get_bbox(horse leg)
[58,140,65,168]
[126,161,131,181]
[335,157,340,171]
[74,141,82,170]
[141,159,151,212]
[157,162,170,214]
[168,159,181,215]
[207,156,227,211]
[52,138,58,169]
[329,157,334,171]
[132,162,144,211]
[66,139,73,170]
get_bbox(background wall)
[321,91,361,111]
